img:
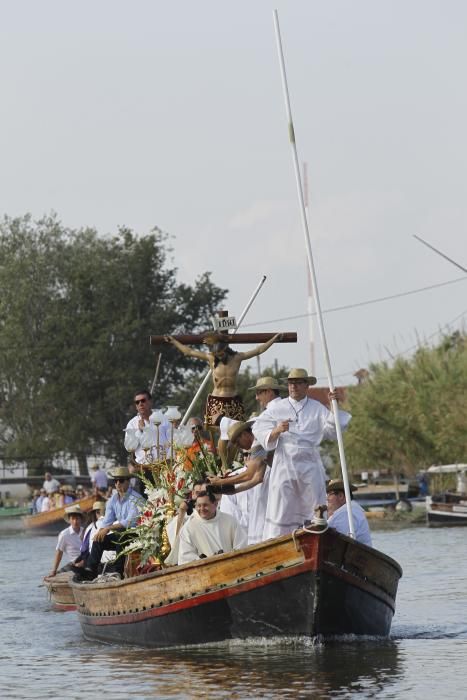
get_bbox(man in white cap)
[253,368,351,539]
[326,479,372,546]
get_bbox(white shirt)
[43,478,60,494]
[56,525,84,561]
[328,500,372,547]
[178,510,247,565]
[126,412,171,464]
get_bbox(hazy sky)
[1,1,466,385]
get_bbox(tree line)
[0,215,226,474]
[338,330,466,479]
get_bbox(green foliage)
[342,332,467,477]
[0,214,226,473]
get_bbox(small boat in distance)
[71,526,402,647]
[426,464,467,527]
[23,494,95,535]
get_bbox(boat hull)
[23,495,94,535]
[426,495,467,527]
[44,572,76,611]
[72,528,401,647]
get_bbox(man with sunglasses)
[125,389,170,464]
[72,466,144,580]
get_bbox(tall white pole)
[303,162,316,376]
[180,275,267,426]
[273,10,355,537]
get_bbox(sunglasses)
[135,398,147,404]
[114,477,129,483]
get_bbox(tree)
[0,214,227,473]
[341,332,467,478]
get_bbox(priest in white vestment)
[178,491,247,565]
[253,368,351,539]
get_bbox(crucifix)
[150,311,297,468]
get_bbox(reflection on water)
[0,528,466,699]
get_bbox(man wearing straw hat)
[46,504,85,578]
[253,368,351,539]
[72,466,144,580]
[248,375,285,411]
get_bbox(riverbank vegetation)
[341,330,466,478]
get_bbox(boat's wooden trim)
[80,559,311,626]
[73,534,307,615]
[73,528,401,621]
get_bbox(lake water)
[1,526,466,699]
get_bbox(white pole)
[303,162,316,376]
[273,10,355,538]
[180,275,267,426]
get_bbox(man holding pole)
[252,368,351,539]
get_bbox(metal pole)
[273,10,355,537]
[180,275,268,426]
[150,353,162,395]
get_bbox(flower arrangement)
[120,436,223,568]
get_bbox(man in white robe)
[253,368,351,539]
[326,479,372,547]
[178,491,247,565]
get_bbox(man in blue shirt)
[72,466,144,580]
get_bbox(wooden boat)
[22,494,95,534]
[426,464,467,527]
[71,525,402,647]
[44,571,76,611]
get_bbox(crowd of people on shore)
[31,466,111,514]
[47,372,371,582]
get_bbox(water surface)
[1,526,466,699]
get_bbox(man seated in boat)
[178,490,247,565]
[46,505,85,578]
[72,500,116,572]
[326,479,372,546]
[72,466,145,581]
[164,479,214,566]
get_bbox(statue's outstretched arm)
[239,332,282,361]
[165,336,210,361]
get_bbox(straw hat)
[108,465,132,480]
[326,479,358,494]
[227,421,254,444]
[92,500,106,512]
[283,368,317,386]
[248,376,285,392]
[64,504,84,521]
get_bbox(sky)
[1,0,466,386]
